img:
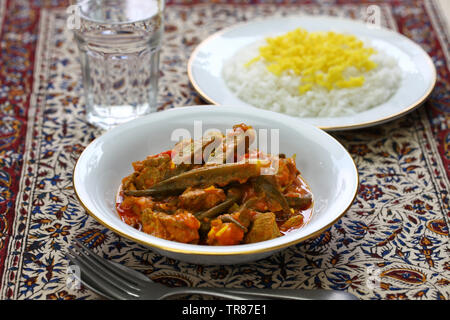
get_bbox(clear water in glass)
[73,0,164,130]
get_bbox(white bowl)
[73,106,358,265]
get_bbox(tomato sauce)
[116,186,142,231]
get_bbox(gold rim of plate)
[186,19,437,131]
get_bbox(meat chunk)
[119,194,179,216]
[141,209,200,244]
[244,212,281,244]
[274,157,299,188]
[123,153,172,190]
[279,214,304,232]
[120,195,154,216]
[178,186,226,211]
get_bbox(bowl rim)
[73,105,359,256]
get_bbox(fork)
[66,239,358,300]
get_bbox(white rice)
[222,40,402,117]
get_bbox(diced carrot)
[207,221,244,245]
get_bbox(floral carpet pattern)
[0,0,449,300]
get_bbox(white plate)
[73,105,358,265]
[188,16,436,131]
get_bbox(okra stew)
[116,124,313,245]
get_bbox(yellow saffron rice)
[245,28,378,94]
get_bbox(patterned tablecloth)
[0,0,449,300]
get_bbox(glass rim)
[75,0,165,26]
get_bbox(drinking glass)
[72,0,164,130]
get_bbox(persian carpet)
[0,0,448,300]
